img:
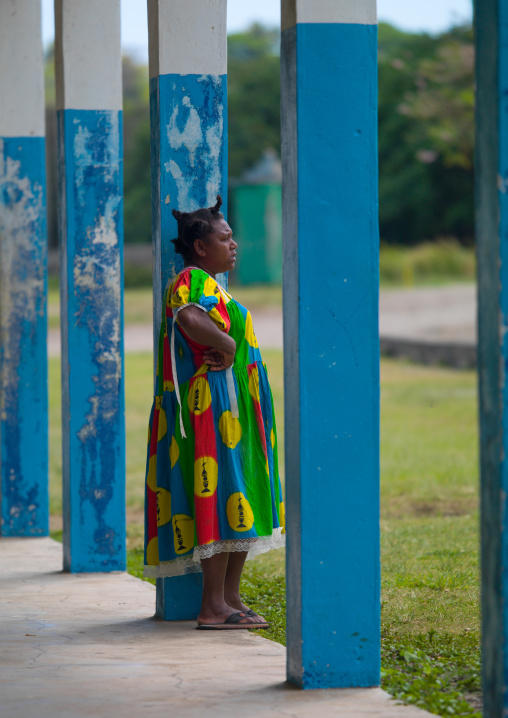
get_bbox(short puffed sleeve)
[168,268,230,333]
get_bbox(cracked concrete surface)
[0,538,434,718]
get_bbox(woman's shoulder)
[170,267,232,302]
[172,266,211,287]
[167,266,201,295]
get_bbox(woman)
[144,195,285,629]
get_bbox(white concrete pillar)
[55,0,126,572]
[0,0,49,536]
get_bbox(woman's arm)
[177,305,235,370]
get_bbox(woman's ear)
[194,238,207,257]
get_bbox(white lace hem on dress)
[143,527,285,579]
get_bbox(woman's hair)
[171,195,224,260]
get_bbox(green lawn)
[48,352,481,716]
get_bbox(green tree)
[378,23,474,245]
[44,22,475,247]
[227,24,281,178]
[122,56,151,244]
[400,26,474,171]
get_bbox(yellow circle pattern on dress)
[248,365,260,401]
[172,285,190,307]
[169,435,179,469]
[245,312,259,348]
[209,307,227,331]
[204,276,220,299]
[194,456,218,497]
[164,380,175,392]
[146,454,157,492]
[172,514,194,554]
[227,492,255,532]
[187,376,212,415]
[219,411,242,449]
[270,428,275,449]
[146,536,159,565]
[279,501,286,534]
[156,487,171,526]
[194,363,208,377]
[157,407,167,441]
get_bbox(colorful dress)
[144,266,285,578]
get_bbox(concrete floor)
[1,537,434,718]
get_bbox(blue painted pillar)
[54,0,125,572]
[0,0,49,536]
[476,1,508,714]
[281,0,380,688]
[147,0,227,619]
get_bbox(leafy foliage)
[377,23,474,245]
[227,25,281,178]
[379,240,475,285]
[381,630,481,717]
[122,57,152,245]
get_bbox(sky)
[42,0,473,61]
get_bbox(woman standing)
[144,196,285,629]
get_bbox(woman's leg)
[224,551,267,624]
[198,551,256,625]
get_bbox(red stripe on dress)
[188,376,220,546]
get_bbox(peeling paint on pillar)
[0,138,48,535]
[150,73,228,310]
[57,110,126,571]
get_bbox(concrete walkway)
[1,537,433,718]
[47,284,476,357]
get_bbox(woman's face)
[194,218,237,276]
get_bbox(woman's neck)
[184,258,216,278]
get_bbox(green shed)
[229,150,282,285]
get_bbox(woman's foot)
[224,593,267,625]
[197,601,257,627]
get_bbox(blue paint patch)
[283,23,380,688]
[57,110,125,572]
[0,137,48,536]
[149,73,227,618]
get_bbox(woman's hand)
[203,343,235,372]
[177,306,236,370]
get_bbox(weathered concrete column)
[0,0,49,536]
[281,0,380,688]
[476,1,508,714]
[147,0,227,619]
[55,0,126,572]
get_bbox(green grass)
[379,240,476,287]
[48,352,481,716]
